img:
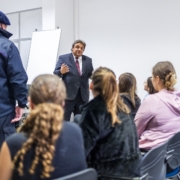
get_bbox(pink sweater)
[135,89,180,150]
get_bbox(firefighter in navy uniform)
[0,11,28,148]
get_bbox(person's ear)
[0,23,6,30]
[89,81,93,90]
[62,101,65,107]
[156,76,160,84]
[28,96,35,109]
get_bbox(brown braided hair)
[91,67,130,126]
[13,74,66,178]
[152,61,177,91]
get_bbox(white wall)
[0,0,42,13]
[78,0,180,99]
[55,0,74,55]
[42,0,55,30]
[1,0,180,99]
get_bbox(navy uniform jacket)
[0,28,28,118]
[54,53,93,102]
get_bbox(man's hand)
[60,63,69,74]
[11,106,24,123]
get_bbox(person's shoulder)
[0,36,15,49]
[5,133,28,159]
[140,93,160,112]
[5,132,27,152]
[6,132,27,144]
[118,110,132,121]
[4,39,20,55]
[81,97,107,123]
[59,53,71,59]
[120,94,131,104]
[83,95,106,111]
[135,95,141,106]
[82,55,92,60]
[117,111,136,130]
[143,93,159,102]
[63,121,82,135]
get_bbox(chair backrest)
[97,174,148,180]
[167,131,180,170]
[140,141,168,180]
[52,168,97,180]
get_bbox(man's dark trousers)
[0,111,15,148]
[64,89,87,121]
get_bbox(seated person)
[77,67,141,178]
[146,76,157,95]
[0,74,87,180]
[143,79,149,99]
[135,61,180,151]
[118,72,141,119]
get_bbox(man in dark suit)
[54,40,93,121]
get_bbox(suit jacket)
[54,53,93,101]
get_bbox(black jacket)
[120,94,141,119]
[78,95,141,178]
[0,28,28,117]
[53,53,93,101]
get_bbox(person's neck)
[0,28,12,39]
[157,85,166,92]
[92,91,100,97]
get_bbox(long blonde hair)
[92,67,129,126]
[13,74,66,178]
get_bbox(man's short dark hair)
[72,40,86,49]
